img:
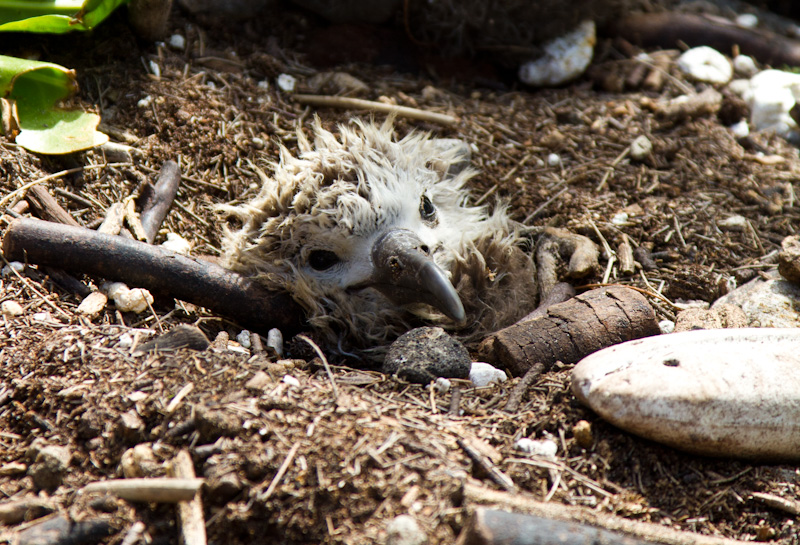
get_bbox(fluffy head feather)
[220,118,538,358]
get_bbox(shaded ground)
[1,3,799,544]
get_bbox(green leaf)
[0,55,108,154]
[0,0,129,33]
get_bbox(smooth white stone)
[519,20,595,87]
[713,273,800,328]
[470,362,507,387]
[572,328,800,460]
[677,46,732,84]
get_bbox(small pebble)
[432,377,451,393]
[733,54,758,77]
[266,328,284,357]
[77,291,108,317]
[120,444,160,478]
[573,420,594,448]
[383,327,471,384]
[1,300,24,317]
[161,233,192,255]
[519,20,596,87]
[2,261,24,277]
[282,375,300,388]
[610,212,629,226]
[677,46,732,84]
[29,444,71,491]
[736,13,758,28]
[168,34,186,50]
[779,235,800,284]
[104,282,153,313]
[729,119,750,139]
[245,371,272,391]
[547,153,561,167]
[236,330,252,349]
[385,514,426,545]
[515,437,558,458]
[629,135,652,161]
[470,362,507,387]
[658,320,675,334]
[118,333,134,349]
[276,74,296,92]
[137,95,153,108]
[148,60,161,79]
[32,311,51,322]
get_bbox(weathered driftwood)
[2,218,304,335]
[613,12,800,67]
[462,484,753,545]
[478,286,660,376]
[138,160,181,244]
[457,509,655,545]
[168,450,207,545]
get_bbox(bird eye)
[308,250,340,271]
[420,195,436,220]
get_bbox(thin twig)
[750,492,800,516]
[292,94,459,126]
[258,442,301,501]
[298,334,339,401]
[503,363,545,413]
[457,438,518,493]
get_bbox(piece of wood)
[503,363,545,413]
[518,282,575,323]
[25,185,81,227]
[617,236,636,276]
[2,218,304,335]
[646,88,722,121]
[461,483,752,545]
[457,508,655,545]
[479,286,660,376]
[613,12,800,68]
[169,450,207,545]
[293,94,459,126]
[81,478,204,503]
[138,160,181,244]
[13,515,113,545]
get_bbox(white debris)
[236,330,252,349]
[282,375,300,388]
[677,46,732,84]
[276,74,296,93]
[611,212,629,226]
[161,232,192,255]
[1,300,23,317]
[470,361,507,387]
[386,515,426,545]
[736,69,800,136]
[732,54,758,77]
[736,13,758,28]
[266,328,284,357]
[168,34,186,50]
[547,153,561,167]
[103,282,154,314]
[77,291,108,317]
[718,214,748,232]
[515,437,558,458]
[137,95,153,108]
[519,20,596,87]
[629,135,652,161]
[658,320,675,334]
[258,80,269,90]
[32,311,51,322]
[119,333,134,348]
[729,119,750,139]
[148,60,161,79]
[433,377,451,393]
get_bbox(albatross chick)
[220,119,586,359]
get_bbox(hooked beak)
[370,229,466,323]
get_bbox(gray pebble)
[385,515,426,545]
[382,327,471,384]
[29,445,71,491]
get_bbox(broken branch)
[293,94,459,126]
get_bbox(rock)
[385,514,426,545]
[77,291,107,317]
[469,362,507,387]
[29,445,71,491]
[519,20,596,87]
[677,46,732,84]
[778,235,800,283]
[572,328,800,460]
[713,271,800,327]
[245,371,272,391]
[733,54,758,77]
[1,300,23,317]
[514,438,557,458]
[117,409,146,444]
[121,444,161,478]
[673,304,747,332]
[736,69,800,137]
[266,328,284,357]
[629,135,652,161]
[572,420,593,448]
[383,327,471,384]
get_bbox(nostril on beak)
[420,245,430,255]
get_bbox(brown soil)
[1,4,799,545]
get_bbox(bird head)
[220,118,535,357]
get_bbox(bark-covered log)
[2,217,304,335]
[479,286,660,376]
[613,12,800,67]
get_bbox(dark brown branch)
[502,363,545,413]
[612,12,800,67]
[138,160,181,244]
[26,185,81,227]
[2,218,304,335]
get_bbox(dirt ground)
[1,3,800,544]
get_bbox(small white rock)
[236,330,251,349]
[677,46,732,84]
[282,375,300,387]
[276,74,296,92]
[736,13,758,28]
[718,214,748,231]
[161,232,192,255]
[1,300,24,317]
[148,60,161,79]
[732,54,758,77]
[515,438,558,458]
[433,377,451,393]
[266,328,284,357]
[470,362,507,387]
[119,333,134,349]
[629,135,652,161]
[658,320,675,334]
[168,34,186,50]
[611,212,629,226]
[386,514,426,545]
[1,261,24,277]
[519,20,596,87]
[137,95,153,108]
[729,119,750,138]
[547,153,561,167]
[32,311,51,322]
[77,291,108,317]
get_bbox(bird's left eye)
[420,195,436,220]
[309,250,340,271]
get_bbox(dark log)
[479,286,660,376]
[16,515,113,545]
[2,217,304,335]
[458,509,653,545]
[138,160,181,244]
[612,12,800,67]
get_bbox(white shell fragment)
[470,362,507,387]
[515,438,558,458]
[572,328,800,460]
[677,46,732,84]
[732,54,757,77]
[161,233,192,255]
[736,69,800,137]
[519,20,596,87]
[77,291,108,317]
[276,74,296,92]
[103,282,154,314]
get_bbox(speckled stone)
[382,327,471,384]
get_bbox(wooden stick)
[293,94,459,126]
[169,450,207,545]
[457,439,517,493]
[139,160,181,244]
[26,186,81,227]
[503,363,545,413]
[81,478,204,503]
[462,483,752,545]
[2,218,304,335]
